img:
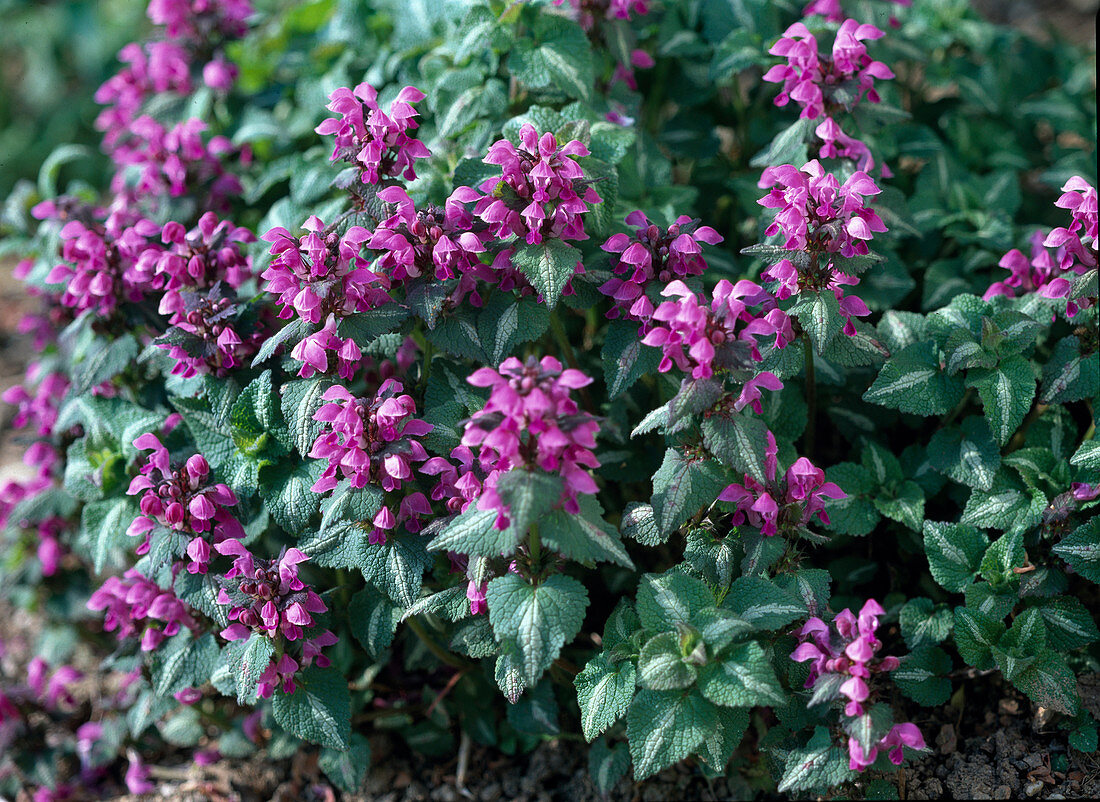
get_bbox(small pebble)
[1024,781,1044,797]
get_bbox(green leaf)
[621,502,663,546]
[1031,597,1100,651]
[1040,335,1099,404]
[791,291,845,354]
[272,667,351,750]
[71,333,140,395]
[777,726,856,794]
[576,654,636,741]
[639,632,697,691]
[589,738,631,795]
[1053,518,1100,583]
[843,703,895,759]
[361,533,433,608]
[697,641,785,707]
[723,576,804,630]
[823,462,880,536]
[252,318,312,367]
[486,573,588,685]
[893,646,953,707]
[151,632,219,697]
[863,341,964,416]
[603,319,661,398]
[928,416,1001,491]
[750,117,813,168]
[702,410,772,485]
[960,472,1045,534]
[427,506,515,557]
[1011,648,1079,715]
[899,598,953,650]
[281,378,333,455]
[636,572,713,631]
[923,521,989,592]
[873,480,925,531]
[79,498,139,573]
[953,607,1006,671]
[301,482,383,569]
[650,449,727,538]
[539,500,634,569]
[259,460,323,535]
[967,354,1035,445]
[223,634,275,705]
[495,469,564,542]
[979,530,1025,585]
[319,734,371,795]
[349,587,402,659]
[511,240,581,309]
[509,15,594,100]
[1070,440,1100,472]
[627,689,715,780]
[507,679,560,736]
[478,293,550,364]
[697,707,749,771]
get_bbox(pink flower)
[473,124,601,253]
[315,83,431,184]
[598,211,723,321]
[87,569,200,651]
[460,356,600,529]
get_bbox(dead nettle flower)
[158,287,267,379]
[641,279,794,380]
[985,177,1098,317]
[315,83,431,185]
[260,216,392,379]
[2,362,69,437]
[790,599,926,770]
[26,658,83,709]
[109,116,242,208]
[368,185,487,283]
[764,19,895,172]
[126,432,243,572]
[803,0,911,25]
[94,42,193,148]
[215,543,337,697]
[461,356,600,530]
[598,210,724,321]
[757,159,885,334]
[309,380,432,493]
[474,123,602,248]
[718,430,845,536]
[32,201,163,318]
[146,0,253,41]
[146,211,253,316]
[86,568,201,651]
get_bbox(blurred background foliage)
[0,0,146,199]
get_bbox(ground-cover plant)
[0,0,1096,798]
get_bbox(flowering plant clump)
[1,0,1097,799]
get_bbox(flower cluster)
[261,216,391,378]
[718,431,844,535]
[598,211,724,320]
[1,364,68,437]
[985,177,1098,316]
[308,380,432,499]
[462,356,600,529]
[791,600,925,770]
[147,0,252,40]
[158,288,266,378]
[474,124,602,248]
[109,116,242,207]
[757,160,884,334]
[86,568,201,651]
[27,659,83,710]
[315,83,431,185]
[368,186,486,284]
[215,543,337,697]
[35,203,163,318]
[126,433,242,572]
[422,446,485,517]
[151,211,253,316]
[94,42,192,148]
[641,279,794,380]
[764,20,894,172]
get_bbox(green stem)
[549,310,594,410]
[529,522,542,568]
[405,617,469,670]
[803,340,816,460]
[418,335,434,394]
